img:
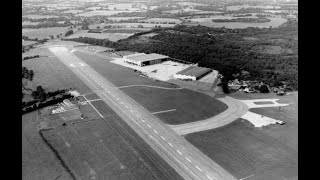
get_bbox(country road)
[49,46,237,180]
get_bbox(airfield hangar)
[174,66,212,81]
[123,53,169,66]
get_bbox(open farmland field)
[22,21,40,26]
[22,40,37,46]
[140,18,182,24]
[41,100,182,180]
[22,111,72,180]
[121,87,228,125]
[22,53,92,95]
[185,119,298,180]
[65,32,134,42]
[62,9,84,14]
[107,16,145,21]
[75,10,132,17]
[22,27,69,39]
[89,23,176,29]
[23,14,59,19]
[73,51,179,88]
[188,16,287,29]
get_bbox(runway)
[49,46,236,180]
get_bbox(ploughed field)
[121,86,227,125]
[185,119,298,180]
[74,51,227,124]
[41,100,183,179]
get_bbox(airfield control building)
[123,53,169,66]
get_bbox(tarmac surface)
[49,46,236,180]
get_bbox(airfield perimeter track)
[49,46,236,180]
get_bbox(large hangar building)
[174,66,212,81]
[123,53,169,66]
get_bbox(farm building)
[174,66,212,81]
[123,53,169,66]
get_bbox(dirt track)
[169,96,249,135]
[49,46,236,180]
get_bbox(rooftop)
[176,66,212,78]
[124,53,169,63]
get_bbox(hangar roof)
[176,66,212,78]
[124,53,169,63]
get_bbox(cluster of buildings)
[51,99,78,114]
[123,52,213,82]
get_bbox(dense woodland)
[65,20,298,90]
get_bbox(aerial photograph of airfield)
[22,0,297,179]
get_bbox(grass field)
[89,23,176,29]
[22,21,40,26]
[22,111,72,180]
[22,54,92,95]
[22,40,37,46]
[121,87,228,125]
[140,18,182,24]
[22,27,69,39]
[84,93,101,101]
[185,119,298,180]
[41,100,183,179]
[23,14,59,19]
[107,16,145,21]
[65,31,134,42]
[75,10,132,17]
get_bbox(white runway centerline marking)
[177,150,182,155]
[141,119,145,122]
[160,136,166,140]
[147,124,151,128]
[207,175,214,180]
[130,110,134,113]
[185,157,191,163]
[195,166,202,171]
[153,130,158,134]
[168,143,173,147]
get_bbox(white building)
[173,66,212,81]
[123,53,169,66]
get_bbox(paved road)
[49,46,236,180]
[168,96,249,135]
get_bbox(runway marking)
[207,175,214,180]
[141,119,145,122]
[147,124,151,128]
[185,157,191,163]
[160,136,165,140]
[195,166,202,172]
[168,143,173,147]
[120,101,124,104]
[115,97,119,100]
[151,109,176,115]
[177,150,182,155]
[153,130,158,134]
[130,110,134,113]
[239,174,254,180]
